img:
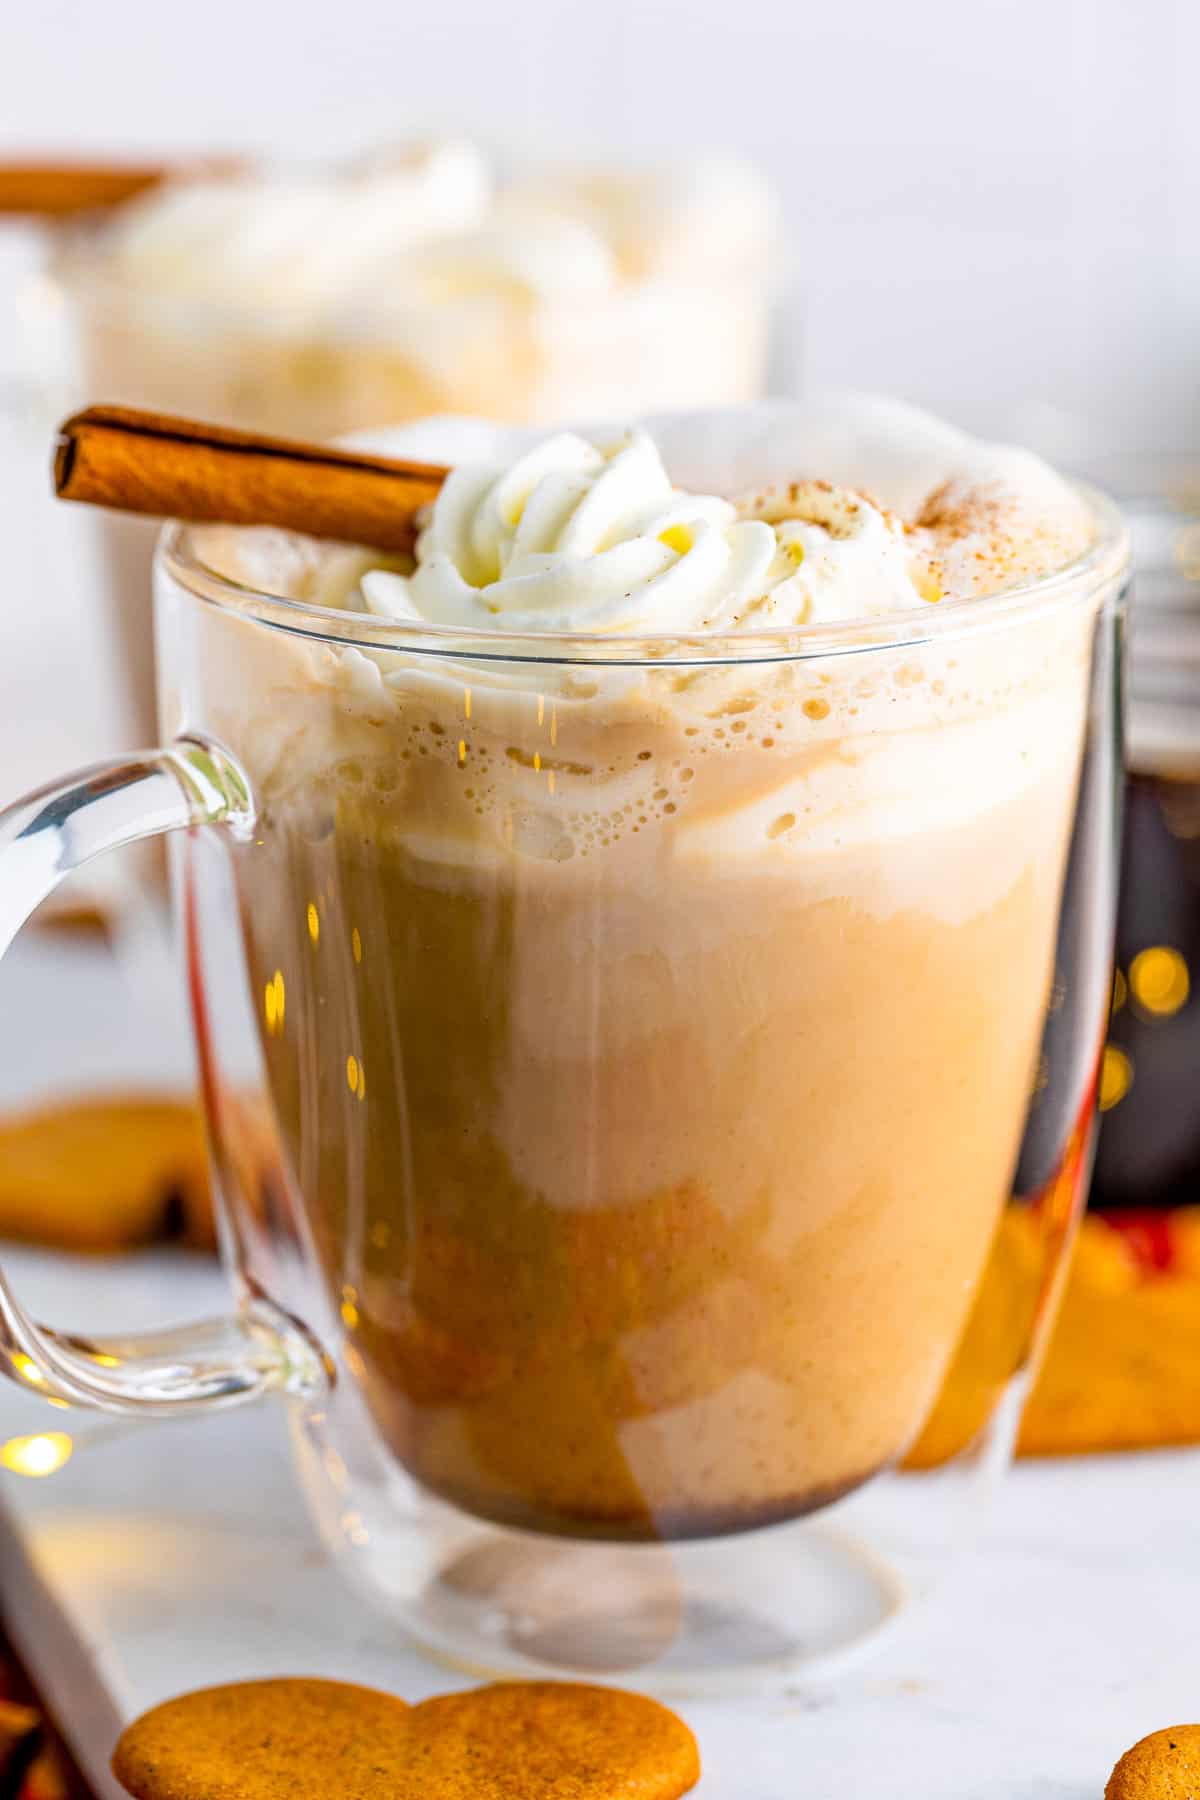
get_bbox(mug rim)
[157,483,1130,670]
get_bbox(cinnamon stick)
[54,406,448,553]
[0,157,245,219]
[0,161,170,218]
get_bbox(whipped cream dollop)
[94,140,494,311]
[344,397,1096,634]
[83,139,774,322]
[363,432,776,633]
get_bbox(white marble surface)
[0,1242,1194,1800]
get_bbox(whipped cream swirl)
[360,430,941,635]
[87,142,774,325]
[99,139,493,312]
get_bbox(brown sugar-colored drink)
[214,632,1088,1538]
[183,406,1104,1541]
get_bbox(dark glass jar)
[1091,473,1200,1208]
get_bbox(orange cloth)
[912,1208,1200,1464]
[1021,1208,1200,1456]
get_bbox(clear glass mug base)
[288,1385,1015,1695]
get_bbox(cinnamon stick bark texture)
[54,407,448,554]
[0,162,168,216]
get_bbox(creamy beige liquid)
[212,621,1090,1539]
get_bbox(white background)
[3,0,1198,459]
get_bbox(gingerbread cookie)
[1106,1724,1200,1796]
[0,1097,210,1253]
[112,1677,700,1800]
[112,1679,411,1800]
[907,1209,1200,1468]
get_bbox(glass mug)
[0,500,1127,1690]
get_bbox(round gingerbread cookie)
[1107,1724,1200,1797]
[113,1678,412,1800]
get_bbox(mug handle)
[0,735,327,1413]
